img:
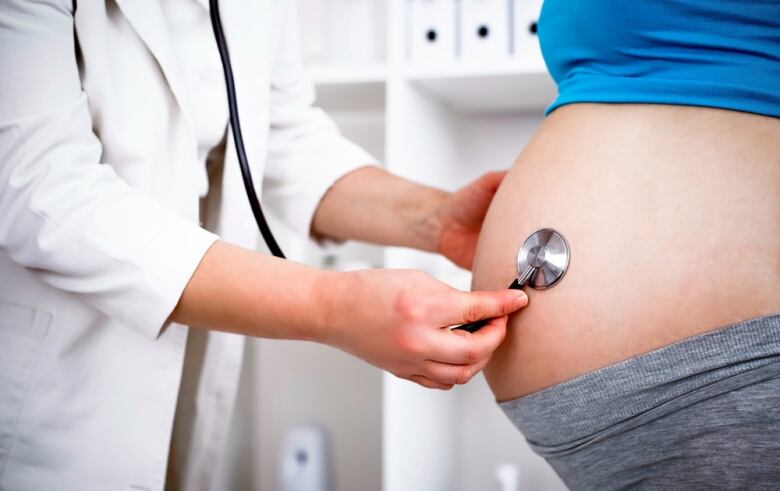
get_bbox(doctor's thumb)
[439,289,528,326]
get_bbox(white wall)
[249,339,383,491]
[215,339,383,491]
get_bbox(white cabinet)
[240,2,568,490]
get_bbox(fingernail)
[514,292,528,308]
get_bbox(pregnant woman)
[472,1,780,489]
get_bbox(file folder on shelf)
[513,0,545,69]
[459,0,511,61]
[408,0,457,63]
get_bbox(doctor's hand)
[321,269,527,389]
[312,167,508,270]
[435,171,508,270]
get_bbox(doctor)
[0,1,527,489]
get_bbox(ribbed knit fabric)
[500,312,780,490]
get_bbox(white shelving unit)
[245,2,568,490]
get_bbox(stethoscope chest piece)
[517,228,570,290]
[453,227,570,333]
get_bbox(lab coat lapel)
[114,0,197,133]
[116,0,271,250]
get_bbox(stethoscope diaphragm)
[517,228,570,290]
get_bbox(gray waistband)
[499,312,780,451]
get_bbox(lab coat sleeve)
[262,1,380,239]
[0,1,218,338]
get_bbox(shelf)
[309,62,556,115]
[309,63,388,85]
[405,64,557,115]
[403,60,543,79]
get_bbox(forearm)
[311,166,449,252]
[171,241,333,341]
[170,240,527,391]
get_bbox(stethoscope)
[454,228,570,333]
[209,1,572,329]
[210,0,286,259]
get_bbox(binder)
[459,0,511,61]
[513,0,545,69]
[408,0,457,63]
[325,0,381,64]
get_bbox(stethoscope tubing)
[209,0,286,259]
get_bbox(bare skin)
[172,167,528,390]
[473,104,780,401]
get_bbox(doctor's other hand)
[321,269,527,390]
[435,170,508,270]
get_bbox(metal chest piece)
[452,228,570,333]
[516,228,570,290]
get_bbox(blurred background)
[217,1,567,490]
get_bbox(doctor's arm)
[172,242,526,389]
[312,166,506,270]
[172,3,526,388]
[1,1,525,390]
[261,3,502,270]
[0,0,219,338]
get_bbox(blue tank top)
[539,0,780,117]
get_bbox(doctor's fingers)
[473,170,508,194]
[419,358,491,387]
[408,375,455,391]
[430,289,527,327]
[423,316,509,366]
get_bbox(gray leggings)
[499,312,780,490]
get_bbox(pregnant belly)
[473,104,780,401]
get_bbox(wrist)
[403,186,450,254]
[307,269,349,345]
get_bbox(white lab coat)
[0,1,374,489]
